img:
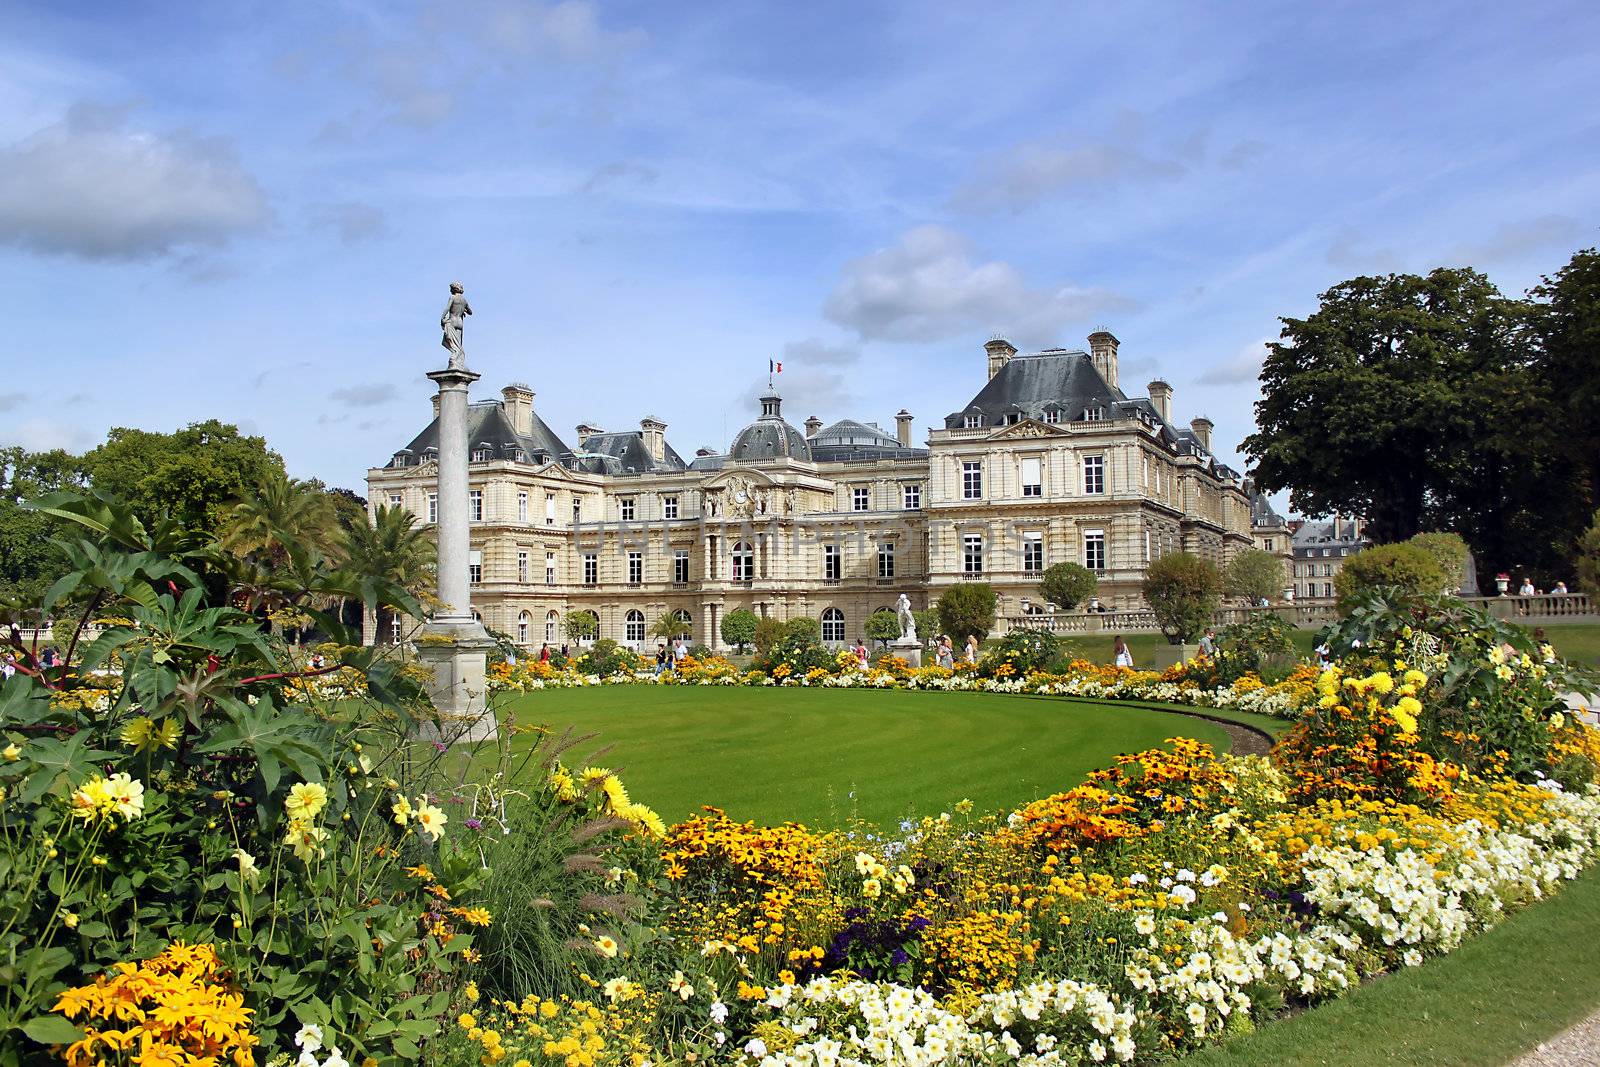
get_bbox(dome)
[728,392,811,463]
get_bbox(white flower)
[322,1049,349,1067]
[294,1023,324,1053]
[744,1038,767,1057]
[710,1000,729,1024]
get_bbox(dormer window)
[470,448,490,463]
[1082,407,1105,422]
[1042,409,1061,424]
[390,454,409,468]
[962,413,984,429]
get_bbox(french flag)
[770,359,782,374]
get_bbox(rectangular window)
[824,544,841,582]
[902,483,921,510]
[1021,456,1042,497]
[469,490,483,521]
[468,550,482,584]
[582,553,597,585]
[545,551,556,584]
[572,499,582,525]
[963,533,984,575]
[1144,529,1152,563]
[628,551,643,584]
[1084,530,1106,572]
[878,542,895,579]
[674,550,690,583]
[545,493,556,525]
[517,550,530,583]
[1083,455,1105,495]
[1323,582,1333,598]
[620,497,635,521]
[1023,532,1043,573]
[427,493,438,524]
[962,461,983,499]
[852,487,870,512]
[388,492,402,509]
[962,413,983,428]
[663,495,679,520]
[518,491,529,522]
[471,448,489,463]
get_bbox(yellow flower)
[283,819,329,862]
[119,715,180,753]
[861,878,882,898]
[285,782,329,821]
[233,849,261,883]
[593,935,619,958]
[3,742,22,761]
[415,800,448,841]
[392,794,413,826]
[63,911,79,929]
[103,773,145,821]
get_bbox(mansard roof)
[396,401,573,466]
[947,349,1124,428]
[806,418,928,464]
[572,431,687,475]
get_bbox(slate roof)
[728,393,812,463]
[806,418,929,464]
[1292,519,1369,556]
[392,400,573,467]
[947,350,1125,428]
[572,431,687,475]
[1250,486,1288,527]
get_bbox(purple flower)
[465,818,482,830]
[432,741,448,752]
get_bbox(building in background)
[367,333,1259,649]
[1289,516,1371,602]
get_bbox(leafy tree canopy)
[1038,562,1098,611]
[864,609,901,647]
[1142,553,1221,644]
[936,582,997,643]
[1222,549,1286,603]
[720,607,759,651]
[1333,541,1447,612]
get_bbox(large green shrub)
[575,638,641,678]
[936,583,997,643]
[1406,532,1471,593]
[1333,542,1447,612]
[1576,508,1600,592]
[1037,562,1097,611]
[864,609,901,647]
[751,616,786,654]
[1215,614,1299,683]
[720,607,759,652]
[1142,553,1222,644]
[980,628,1060,678]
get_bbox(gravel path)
[1510,1010,1600,1066]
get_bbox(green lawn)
[497,687,1230,828]
[1180,863,1600,1066]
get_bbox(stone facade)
[366,334,1260,650]
[1289,517,1370,603]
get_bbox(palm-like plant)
[341,504,437,644]
[220,472,340,563]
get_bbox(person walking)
[654,643,668,676]
[1198,628,1217,659]
[673,637,688,671]
[853,639,869,667]
[936,637,955,669]
[1113,636,1134,669]
[964,634,979,664]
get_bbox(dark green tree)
[935,583,996,643]
[339,504,437,644]
[1577,509,1600,593]
[1222,549,1286,603]
[1142,553,1221,644]
[1528,248,1600,556]
[864,608,900,648]
[1037,562,1098,611]
[1241,268,1545,577]
[83,419,285,537]
[720,607,759,652]
[0,447,88,618]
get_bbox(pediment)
[986,419,1069,441]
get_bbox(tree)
[1240,268,1552,578]
[784,616,821,644]
[1142,553,1221,644]
[936,583,996,644]
[221,471,341,564]
[562,610,599,644]
[649,610,692,642]
[1038,562,1098,611]
[1406,532,1471,593]
[84,419,285,537]
[864,609,900,648]
[752,616,785,654]
[340,504,437,644]
[1222,549,1285,603]
[1529,249,1600,564]
[1333,542,1446,612]
[720,607,759,652]
[0,447,88,618]
[1577,509,1600,593]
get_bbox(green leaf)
[22,1014,84,1045]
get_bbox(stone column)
[417,365,498,743]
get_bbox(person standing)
[654,643,668,676]
[1198,629,1217,659]
[964,634,979,664]
[1113,636,1133,669]
[539,643,551,663]
[853,639,869,667]
[673,637,688,671]
[937,637,954,669]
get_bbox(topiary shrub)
[1142,553,1222,644]
[1333,542,1446,612]
[720,607,759,652]
[936,583,996,644]
[1406,532,1470,594]
[864,609,901,648]
[1038,562,1097,611]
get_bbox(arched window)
[517,611,531,644]
[821,607,845,643]
[471,609,482,622]
[545,610,559,644]
[673,609,692,633]
[732,541,754,582]
[625,609,646,643]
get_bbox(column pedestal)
[889,636,923,668]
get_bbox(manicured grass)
[1536,622,1600,667]
[1180,864,1600,1067]
[499,687,1231,828]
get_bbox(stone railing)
[998,593,1597,636]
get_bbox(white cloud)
[781,338,860,366]
[0,103,270,260]
[1195,338,1271,386]
[741,368,852,423]
[8,416,96,453]
[953,140,1184,212]
[823,225,1132,344]
[330,383,400,407]
[475,0,648,62]
[1447,215,1583,266]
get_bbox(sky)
[2,1,1598,503]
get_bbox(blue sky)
[2,1,1597,501]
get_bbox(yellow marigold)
[285,782,328,822]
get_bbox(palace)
[366,332,1258,650]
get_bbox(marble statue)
[440,282,472,369]
[896,594,916,642]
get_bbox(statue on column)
[896,593,917,643]
[440,282,472,369]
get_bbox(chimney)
[1088,330,1120,390]
[639,416,666,463]
[1148,379,1173,423]
[895,409,914,447]
[1189,416,1213,452]
[575,422,604,447]
[985,337,1017,380]
[431,392,441,419]
[501,383,535,437]
[804,415,823,437]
